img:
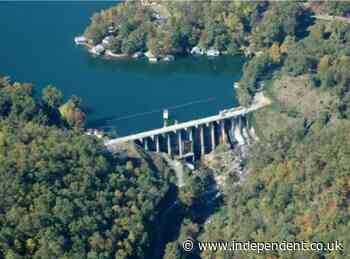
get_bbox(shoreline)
[75,36,249,62]
[77,42,129,59]
[104,50,128,59]
[80,44,247,62]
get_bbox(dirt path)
[314,14,350,24]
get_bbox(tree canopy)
[0,78,174,259]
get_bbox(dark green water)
[0,2,245,136]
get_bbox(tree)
[147,36,160,56]
[42,85,63,109]
[164,242,186,259]
[121,28,146,54]
[280,35,295,54]
[325,2,350,16]
[269,42,281,63]
[0,78,174,258]
[59,97,86,129]
[318,55,331,74]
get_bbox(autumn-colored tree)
[59,97,86,129]
[269,42,281,63]
[318,55,331,74]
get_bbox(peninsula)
[75,1,255,61]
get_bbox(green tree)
[42,85,63,109]
[59,97,86,129]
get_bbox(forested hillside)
[84,1,266,55]
[197,2,350,259]
[2,1,350,259]
[0,78,174,258]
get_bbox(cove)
[0,2,245,136]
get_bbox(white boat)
[148,57,158,62]
[132,52,144,59]
[74,36,87,45]
[162,55,175,61]
[145,51,158,62]
[190,46,205,55]
[206,48,220,57]
[234,82,239,89]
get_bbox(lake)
[0,2,245,136]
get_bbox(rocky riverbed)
[201,142,252,189]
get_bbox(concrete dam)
[105,94,269,160]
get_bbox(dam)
[106,93,269,160]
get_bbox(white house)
[102,36,114,47]
[108,26,115,34]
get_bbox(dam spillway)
[105,104,261,160]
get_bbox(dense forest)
[0,78,178,258]
[81,1,350,258]
[198,1,350,259]
[3,1,350,259]
[84,1,265,55]
[0,77,211,258]
[83,1,350,59]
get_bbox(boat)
[148,57,158,62]
[162,55,175,61]
[132,52,144,59]
[206,48,220,57]
[234,82,239,89]
[145,51,158,62]
[190,46,205,55]
[74,36,87,45]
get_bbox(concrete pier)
[211,122,215,151]
[231,118,235,135]
[156,135,160,152]
[144,138,149,151]
[220,120,226,144]
[167,134,172,155]
[189,128,194,153]
[230,118,236,143]
[178,131,183,157]
[200,125,205,156]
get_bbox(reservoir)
[0,2,245,136]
